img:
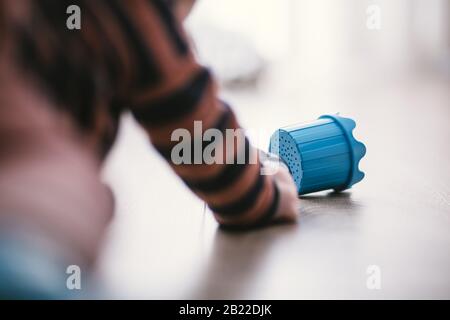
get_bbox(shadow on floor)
[189,223,299,299]
[299,191,363,217]
[189,191,363,299]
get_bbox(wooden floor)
[98,62,450,299]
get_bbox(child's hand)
[260,151,299,224]
[271,165,299,223]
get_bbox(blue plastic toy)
[269,114,366,195]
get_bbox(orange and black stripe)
[11,0,280,227]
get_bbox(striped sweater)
[3,0,280,228]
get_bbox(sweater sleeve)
[108,0,279,227]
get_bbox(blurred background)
[179,0,450,147]
[187,0,449,84]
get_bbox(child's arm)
[109,0,298,227]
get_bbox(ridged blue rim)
[319,114,366,190]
